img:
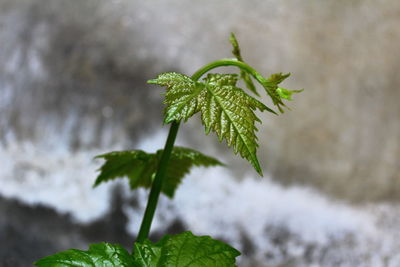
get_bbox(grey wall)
[1,0,399,202]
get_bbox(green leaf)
[229,33,259,96]
[34,242,135,267]
[161,147,224,196]
[200,74,267,175]
[134,231,240,267]
[133,239,164,267]
[35,233,240,267]
[94,147,223,198]
[261,72,302,113]
[35,232,240,267]
[276,87,304,101]
[149,72,203,124]
[268,72,291,85]
[150,72,268,175]
[94,150,155,189]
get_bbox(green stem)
[136,121,180,243]
[136,58,261,244]
[191,58,273,86]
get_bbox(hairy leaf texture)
[34,242,135,267]
[200,74,268,175]
[149,72,203,123]
[229,32,259,96]
[35,232,240,267]
[35,232,239,267]
[94,147,222,198]
[134,231,240,267]
[133,239,163,267]
[150,72,268,175]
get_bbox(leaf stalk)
[136,120,180,243]
[191,58,273,87]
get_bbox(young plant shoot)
[35,33,301,267]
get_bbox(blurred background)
[1,0,400,266]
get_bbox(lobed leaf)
[94,147,223,198]
[230,35,302,113]
[34,242,135,267]
[94,150,155,190]
[35,232,240,267]
[134,231,240,267]
[151,72,267,175]
[199,73,267,175]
